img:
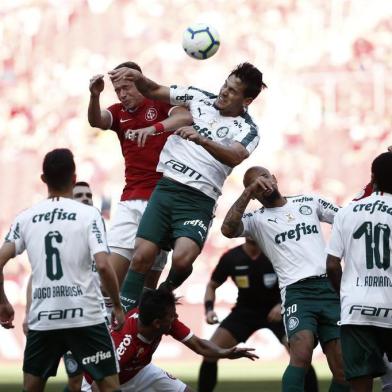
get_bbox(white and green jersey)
[158,85,259,201]
[5,197,109,331]
[327,192,392,328]
[241,194,339,290]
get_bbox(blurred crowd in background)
[0,0,391,361]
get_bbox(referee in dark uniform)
[197,237,318,392]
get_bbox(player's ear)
[243,97,253,108]
[41,174,47,185]
[71,173,77,186]
[272,174,277,183]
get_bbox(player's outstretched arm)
[326,254,342,294]
[127,106,194,147]
[88,74,112,129]
[175,127,249,167]
[108,67,170,103]
[0,242,16,329]
[184,335,258,361]
[204,280,221,324]
[95,252,125,330]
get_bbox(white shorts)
[108,200,168,271]
[121,363,186,392]
[81,363,186,392]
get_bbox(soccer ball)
[182,23,220,60]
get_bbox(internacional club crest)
[145,107,158,121]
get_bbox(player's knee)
[171,255,193,272]
[289,347,313,367]
[131,250,155,272]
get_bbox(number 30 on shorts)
[286,304,297,316]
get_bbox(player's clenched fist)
[206,310,219,325]
[89,74,105,96]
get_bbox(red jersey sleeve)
[168,318,193,342]
[107,103,122,133]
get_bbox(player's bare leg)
[144,269,162,289]
[23,373,46,392]
[349,376,373,392]
[120,238,160,311]
[95,374,120,392]
[282,330,314,391]
[323,338,350,390]
[67,373,83,391]
[162,237,200,290]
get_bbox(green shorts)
[63,351,82,377]
[137,177,216,251]
[282,277,340,346]
[23,323,118,381]
[341,324,392,380]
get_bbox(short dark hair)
[372,152,392,194]
[114,61,142,73]
[74,181,90,188]
[42,148,75,191]
[229,62,267,99]
[138,288,178,326]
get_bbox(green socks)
[329,380,350,392]
[120,270,145,312]
[282,365,306,391]
[162,266,193,290]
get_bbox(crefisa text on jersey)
[32,208,77,224]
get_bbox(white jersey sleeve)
[169,85,216,107]
[5,212,27,255]
[314,195,340,224]
[87,211,109,256]
[232,112,259,154]
[326,210,345,258]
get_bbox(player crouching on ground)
[82,288,258,392]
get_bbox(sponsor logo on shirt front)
[165,159,203,180]
[349,305,392,318]
[275,222,319,244]
[117,334,133,358]
[37,307,83,321]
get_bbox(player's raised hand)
[247,176,275,197]
[175,126,203,144]
[0,302,15,329]
[125,127,156,147]
[89,74,105,96]
[108,67,142,83]
[111,304,125,331]
[206,310,219,325]
[223,346,259,361]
